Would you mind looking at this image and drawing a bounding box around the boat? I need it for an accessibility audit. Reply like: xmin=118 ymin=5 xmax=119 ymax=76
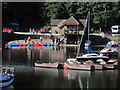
xmin=100 ymin=47 xmax=118 ymax=56
xmin=9 ymin=46 xmax=26 ymax=49
xmin=102 ymin=59 xmax=118 ymax=69
xmin=105 ymin=40 xmax=119 ymax=48
xmin=7 ymin=41 xmax=27 ymax=46
xmin=76 ymin=53 xmax=109 ymax=61
xmin=0 ymin=67 xmax=15 ymax=88
xmin=64 ymin=62 xmax=95 ymax=71
xmin=34 ymin=61 xmax=63 ymax=69
xmin=64 ymin=58 xmax=95 ymax=71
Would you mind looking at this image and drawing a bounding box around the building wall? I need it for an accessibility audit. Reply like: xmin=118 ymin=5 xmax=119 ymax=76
xmin=51 ymin=26 xmax=60 ymax=34
xmin=51 ymin=25 xmax=84 ymax=35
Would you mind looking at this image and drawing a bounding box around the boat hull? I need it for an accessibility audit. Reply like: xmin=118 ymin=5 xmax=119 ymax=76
xmin=0 ymin=78 xmax=14 ymax=87
xmin=94 ymin=64 xmax=103 ymax=70
xmin=64 ymin=63 xmax=95 ymax=71
xmin=34 ymin=62 xmax=59 ymax=68
xmin=102 ymin=64 xmax=116 ymax=70
xmin=0 ymin=76 xmax=15 ymax=88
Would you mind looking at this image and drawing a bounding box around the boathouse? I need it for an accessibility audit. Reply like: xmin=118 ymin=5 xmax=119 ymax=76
xmin=51 ymin=16 xmax=87 ymax=44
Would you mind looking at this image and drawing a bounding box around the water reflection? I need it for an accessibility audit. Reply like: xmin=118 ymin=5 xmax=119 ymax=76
xmin=2 ymin=85 xmax=14 ymax=90
xmin=35 ymin=67 xmax=119 ymax=88
xmin=2 ymin=46 xmax=120 ymax=88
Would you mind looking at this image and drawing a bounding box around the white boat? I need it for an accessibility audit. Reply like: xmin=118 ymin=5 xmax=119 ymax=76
xmin=105 ymin=40 xmax=118 ymax=48
xmin=76 ymin=53 xmax=109 ymax=61
xmin=100 ymin=40 xmax=118 ymax=56
xmin=100 ymin=47 xmax=118 ymax=54
xmin=0 ymin=67 xmax=15 ymax=88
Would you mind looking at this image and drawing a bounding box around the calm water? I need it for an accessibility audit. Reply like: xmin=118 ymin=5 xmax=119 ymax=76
xmin=2 ymin=46 xmax=120 ymax=89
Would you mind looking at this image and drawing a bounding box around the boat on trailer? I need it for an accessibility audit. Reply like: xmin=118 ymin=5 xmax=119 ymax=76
xmin=0 ymin=67 xmax=15 ymax=88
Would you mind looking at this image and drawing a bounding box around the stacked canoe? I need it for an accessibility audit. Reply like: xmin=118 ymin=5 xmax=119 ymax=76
xmin=7 ymin=41 xmax=54 ymax=46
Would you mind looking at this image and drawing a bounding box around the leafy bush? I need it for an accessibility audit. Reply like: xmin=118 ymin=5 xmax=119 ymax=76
xmin=43 ymin=25 xmax=51 ymax=32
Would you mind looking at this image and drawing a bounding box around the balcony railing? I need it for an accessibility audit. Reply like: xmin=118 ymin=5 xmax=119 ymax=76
xmin=64 ymin=29 xmax=78 ymax=35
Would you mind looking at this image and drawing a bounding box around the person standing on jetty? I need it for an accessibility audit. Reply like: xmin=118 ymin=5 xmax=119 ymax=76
xmin=56 ymin=36 xmax=59 ymax=44
xmin=40 ymin=36 xmax=43 ymax=43
xmin=27 ymin=36 xmax=31 ymax=44
xmin=50 ymin=34 xmax=55 ymax=44
xmin=32 ymin=28 xmax=35 ymax=35
xmin=29 ymin=28 xmax=32 ymax=34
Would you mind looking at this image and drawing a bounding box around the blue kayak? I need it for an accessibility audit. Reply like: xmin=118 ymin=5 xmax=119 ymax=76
xmin=28 ymin=43 xmax=34 ymax=46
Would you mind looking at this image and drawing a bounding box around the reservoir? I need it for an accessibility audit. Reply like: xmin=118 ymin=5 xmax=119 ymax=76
xmin=2 ymin=46 xmax=120 ymax=89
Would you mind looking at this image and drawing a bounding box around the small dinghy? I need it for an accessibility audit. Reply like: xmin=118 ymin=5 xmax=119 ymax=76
xmin=34 ymin=61 xmax=62 ymax=69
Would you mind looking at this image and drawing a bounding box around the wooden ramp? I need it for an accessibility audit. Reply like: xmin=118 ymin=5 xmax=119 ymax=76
xmin=56 ymin=36 xmax=65 ymax=46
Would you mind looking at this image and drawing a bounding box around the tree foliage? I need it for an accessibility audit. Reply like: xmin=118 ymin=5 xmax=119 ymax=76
xmin=2 ymin=2 xmax=120 ymax=32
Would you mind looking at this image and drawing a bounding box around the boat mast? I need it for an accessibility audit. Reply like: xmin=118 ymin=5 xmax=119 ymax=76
xmin=76 ymin=11 xmax=89 ymax=57
xmin=87 ymin=11 xmax=90 ymax=54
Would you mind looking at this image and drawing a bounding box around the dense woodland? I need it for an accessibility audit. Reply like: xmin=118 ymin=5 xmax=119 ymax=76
xmin=2 ymin=2 xmax=120 ymax=32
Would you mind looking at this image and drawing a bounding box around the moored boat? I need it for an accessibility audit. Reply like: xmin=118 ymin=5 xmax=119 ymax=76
xmin=76 ymin=53 xmax=109 ymax=61
xmin=64 ymin=62 xmax=95 ymax=71
xmin=105 ymin=40 xmax=119 ymax=48
xmin=0 ymin=67 xmax=15 ymax=88
xmin=100 ymin=47 xmax=118 ymax=56
xmin=34 ymin=61 xmax=63 ymax=69
xmin=102 ymin=59 xmax=118 ymax=69
xmin=66 ymin=58 xmax=102 ymax=70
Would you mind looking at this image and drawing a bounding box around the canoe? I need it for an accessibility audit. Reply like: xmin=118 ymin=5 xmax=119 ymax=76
xmin=28 ymin=43 xmax=34 ymax=46
xmin=8 ymin=41 xmax=27 ymax=46
xmin=8 ymin=43 xmax=19 ymax=46
xmin=43 ymin=43 xmax=47 ymax=46
xmin=31 ymin=42 xmax=43 ymax=46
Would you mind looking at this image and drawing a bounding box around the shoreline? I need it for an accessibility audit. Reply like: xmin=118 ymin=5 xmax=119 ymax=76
xmin=7 ymin=39 xmax=106 ymax=47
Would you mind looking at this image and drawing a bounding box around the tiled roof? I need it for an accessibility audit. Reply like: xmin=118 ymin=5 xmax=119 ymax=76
xmin=63 ymin=16 xmax=79 ymax=25
xmin=57 ymin=20 xmax=66 ymax=28
xmin=79 ymin=19 xmax=87 ymax=26
xmin=51 ymin=19 xmax=66 ymax=26
xmin=51 ymin=16 xmax=87 ymax=26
